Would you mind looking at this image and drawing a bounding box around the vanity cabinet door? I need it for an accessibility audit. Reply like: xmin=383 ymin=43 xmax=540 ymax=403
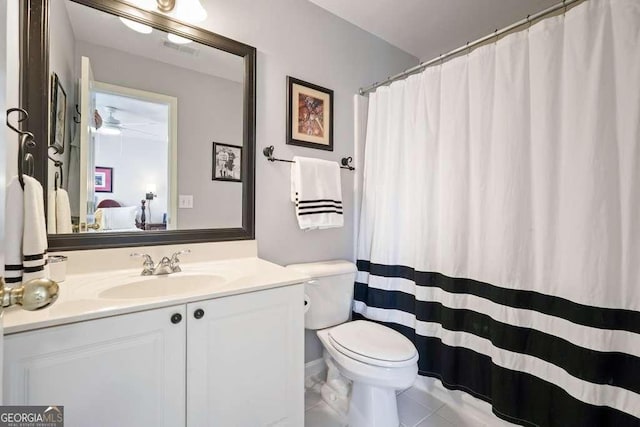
xmin=186 ymin=284 xmax=304 ymax=426
xmin=3 ymin=305 xmax=187 ymax=427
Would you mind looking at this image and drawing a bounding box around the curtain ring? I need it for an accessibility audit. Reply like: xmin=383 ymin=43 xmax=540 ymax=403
xmin=494 ymin=29 xmax=499 ymax=44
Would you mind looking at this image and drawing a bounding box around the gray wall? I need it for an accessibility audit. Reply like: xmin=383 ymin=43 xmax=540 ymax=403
xmin=75 ymin=41 xmax=244 ymax=229
xmin=196 ymin=0 xmax=417 ymax=267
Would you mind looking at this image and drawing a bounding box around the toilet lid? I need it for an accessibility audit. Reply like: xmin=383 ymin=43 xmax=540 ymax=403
xmin=328 ymin=320 xmax=418 ymax=368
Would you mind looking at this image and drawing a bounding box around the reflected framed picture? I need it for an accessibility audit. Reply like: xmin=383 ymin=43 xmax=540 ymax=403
xmin=95 ymin=166 xmax=113 ymax=193
xmin=212 ymin=142 xmax=242 ymax=182
xmin=50 ymin=72 xmax=67 ymax=152
xmin=286 ymin=76 xmax=333 ymax=151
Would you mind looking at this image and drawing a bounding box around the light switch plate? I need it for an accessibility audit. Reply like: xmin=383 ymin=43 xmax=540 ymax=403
xmin=179 ymin=195 xmax=193 ymax=209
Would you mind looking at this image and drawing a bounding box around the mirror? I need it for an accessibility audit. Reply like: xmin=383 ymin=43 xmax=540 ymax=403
xmin=22 ymin=0 xmax=255 ymax=250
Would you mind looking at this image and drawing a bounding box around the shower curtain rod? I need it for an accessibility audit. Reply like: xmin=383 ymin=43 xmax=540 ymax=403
xmin=359 ymin=0 xmax=582 ymax=95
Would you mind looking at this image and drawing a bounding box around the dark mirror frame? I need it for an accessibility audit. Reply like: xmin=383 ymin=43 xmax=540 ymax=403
xmin=22 ymin=0 xmax=256 ymax=250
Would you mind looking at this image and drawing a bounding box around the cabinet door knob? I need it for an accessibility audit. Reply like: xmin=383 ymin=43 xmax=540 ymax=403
xmin=171 ymin=313 xmax=183 ymax=324
xmin=194 ymin=308 xmax=205 ymax=319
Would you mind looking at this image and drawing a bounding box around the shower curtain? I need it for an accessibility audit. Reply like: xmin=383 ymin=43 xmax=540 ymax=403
xmin=354 ymin=0 xmax=640 ymax=425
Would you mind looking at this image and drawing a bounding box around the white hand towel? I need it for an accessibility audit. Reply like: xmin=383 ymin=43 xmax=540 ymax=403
xmin=22 ymin=176 xmax=49 ymax=282
xmin=55 ymin=189 xmax=73 ymax=234
xmin=290 ymin=156 xmax=343 ymax=230
xmin=47 ymin=190 xmax=57 ymax=234
xmin=4 ymin=177 xmax=24 ymax=286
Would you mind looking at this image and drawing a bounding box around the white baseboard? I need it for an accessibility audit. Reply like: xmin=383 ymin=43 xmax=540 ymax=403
xmin=412 ymin=376 xmax=515 ymax=426
xmin=305 ymin=358 xmax=326 ymax=380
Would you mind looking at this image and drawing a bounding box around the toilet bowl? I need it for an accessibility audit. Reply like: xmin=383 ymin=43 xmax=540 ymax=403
xmin=318 ymin=320 xmax=418 ymax=426
xmin=286 ymin=261 xmax=419 ymax=427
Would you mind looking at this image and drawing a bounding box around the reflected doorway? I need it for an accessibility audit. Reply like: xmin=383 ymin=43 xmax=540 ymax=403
xmin=81 ymin=81 xmax=177 ymax=232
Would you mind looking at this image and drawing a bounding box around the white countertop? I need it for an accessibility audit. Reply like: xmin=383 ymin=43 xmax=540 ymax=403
xmin=3 ymin=257 xmax=309 ymax=335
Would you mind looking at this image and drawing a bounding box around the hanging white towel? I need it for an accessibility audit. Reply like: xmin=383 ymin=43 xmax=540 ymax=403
xmin=55 ymin=189 xmax=73 ymax=234
xmin=47 ymin=190 xmax=57 ymax=234
xmin=4 ymin=177 xmax=25 ymax=286
xmin=290 ymin=156 xmax=343 ymax=230
xmin=22 ymin=176 xmax=49 ymax=282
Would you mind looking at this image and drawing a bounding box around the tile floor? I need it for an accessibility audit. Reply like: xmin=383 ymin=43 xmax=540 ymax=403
xmin=305 ymin=375 xmax=488 ymax=427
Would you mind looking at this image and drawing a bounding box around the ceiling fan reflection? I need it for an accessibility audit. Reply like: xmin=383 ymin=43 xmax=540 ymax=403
xmin=94 ymin=106 xmax=162 ymax=138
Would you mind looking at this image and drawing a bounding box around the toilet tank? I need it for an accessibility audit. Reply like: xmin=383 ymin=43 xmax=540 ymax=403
xmin=286 ymin=260 xmax=357 ymax=330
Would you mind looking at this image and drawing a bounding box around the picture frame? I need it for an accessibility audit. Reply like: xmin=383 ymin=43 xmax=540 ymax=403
xmin=50 ymin=72 xmax=67 ymax=153
xmin=212 ymin=142 xmax=242 ymax=182
xmin=95 ymin=166 xmax=113 ymax=193
xmin=286 ymin=76 xmax=334 ymax=151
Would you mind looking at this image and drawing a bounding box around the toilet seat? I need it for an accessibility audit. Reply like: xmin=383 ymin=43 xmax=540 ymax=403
xmin=328 ymin=320 xmax=418 ymax=368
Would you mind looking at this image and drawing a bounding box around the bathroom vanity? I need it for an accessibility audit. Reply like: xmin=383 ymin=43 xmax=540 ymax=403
xmin=3 ymin=252 xmax=308 ymax=427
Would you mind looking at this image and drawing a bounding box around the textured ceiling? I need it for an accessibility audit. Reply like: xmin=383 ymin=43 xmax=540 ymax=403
xmin=308 ymin=0 xmax=559 ymax=60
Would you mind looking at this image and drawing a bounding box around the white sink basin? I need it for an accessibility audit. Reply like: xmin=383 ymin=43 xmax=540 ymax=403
xmin=99 ymin=274 xmax=225 ymax=299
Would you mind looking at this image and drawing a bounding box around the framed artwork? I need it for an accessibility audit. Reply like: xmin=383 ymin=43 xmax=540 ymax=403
xmin=50 ymin=72 xmax=67 ymax=152
xmin=286 ymin=76 xmax=334 ymax=151
xmin=95 ymin=166 xmax=113 ymax=193
xmin=212 ymin=142 xmax=242 ymax=182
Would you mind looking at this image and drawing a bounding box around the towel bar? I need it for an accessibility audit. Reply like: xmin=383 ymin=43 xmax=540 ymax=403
xmin=263 ymin=145 xmax=355 ymax=170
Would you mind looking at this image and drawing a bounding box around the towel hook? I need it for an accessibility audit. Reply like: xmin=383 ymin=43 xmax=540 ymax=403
xmin=50 ymin=159 xmax=63 ymax=191
xmin=6 ymin=108 xmax=28 ymax=135
xmin=48 ymin=142 xmax=63 ymax=155
xmin=6 ymin=108 xmax=38 ymax=189
xmin=18 ymin=133 xmax=36 ymax=189
xmin=48 ymin=150 xmax=64 ymax=191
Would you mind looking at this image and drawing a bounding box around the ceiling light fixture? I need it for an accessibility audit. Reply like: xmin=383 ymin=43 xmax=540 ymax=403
xmin=121 ymin=0 xmax=207 ymax=34
xmin=149 ymin=0 xmax=207 ymax=22
xmin=119 ymin=17 xmax=153 ymax=34
xmin=155 ymin=0 xmax=176 ymax=13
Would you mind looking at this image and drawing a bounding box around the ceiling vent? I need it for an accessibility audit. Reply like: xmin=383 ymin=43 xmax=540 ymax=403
xmin=162 ymin=40 xmax=200 ymax=56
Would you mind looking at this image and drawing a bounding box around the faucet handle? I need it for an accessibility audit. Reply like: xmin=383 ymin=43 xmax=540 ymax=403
xmin=170 ymin=249 xmax=191 ymax=262
xmin=169 ymin=249 xmax=191 ymax=272
xmin=130 ymin=253 xmax=155 ymax=275
xmin=131 ymin=252 xmax=154 ymax=264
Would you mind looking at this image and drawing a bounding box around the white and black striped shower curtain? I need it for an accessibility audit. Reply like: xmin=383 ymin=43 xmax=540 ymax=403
xmin=354 ymin=0 xmax=640 ymax=425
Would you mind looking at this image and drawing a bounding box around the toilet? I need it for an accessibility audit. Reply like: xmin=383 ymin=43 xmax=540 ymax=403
xmin=287 ymin=260 xmax=418 ymax=427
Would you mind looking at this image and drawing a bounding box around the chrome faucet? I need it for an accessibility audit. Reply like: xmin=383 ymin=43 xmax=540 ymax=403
xmin=131 ymin=249 xmax=191 ymax=276
xmin=153 ymin=256 xmax=174 ymax=275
